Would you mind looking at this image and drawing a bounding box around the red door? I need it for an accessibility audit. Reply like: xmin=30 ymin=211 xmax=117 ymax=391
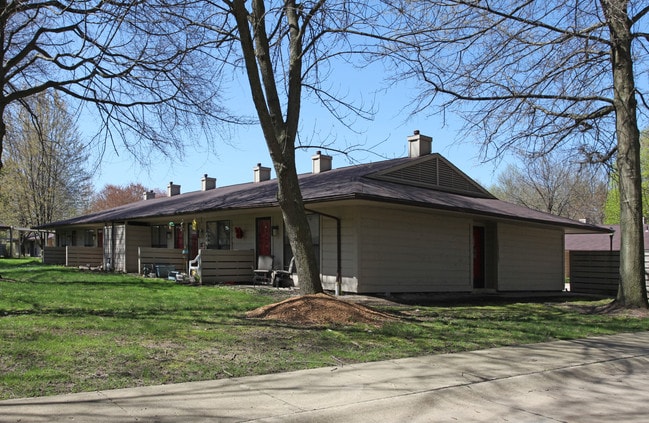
xmin=256 ymin=217 xmax=272 ymax=258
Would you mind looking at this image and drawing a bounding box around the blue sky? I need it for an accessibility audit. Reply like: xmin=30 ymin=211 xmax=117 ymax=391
xmin=85 ymin=63 xmax=512 ymax=195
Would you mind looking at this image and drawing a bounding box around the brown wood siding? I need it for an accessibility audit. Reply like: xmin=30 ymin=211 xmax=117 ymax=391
xmin=498 ymin=224 xmax=564 ymax=291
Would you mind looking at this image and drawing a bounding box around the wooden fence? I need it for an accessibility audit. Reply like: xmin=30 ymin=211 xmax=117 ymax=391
xmin=42 ymin=246 xmax=103 ymax=267
xmin=569 ymin=251 xmax=649 ymax=296
xmin=138 ymin=247 xmax=187 ymax=277
xmin=193 ymin=249 xmax=255 ymax=284
xmin=67 ymin=247 xmax=103 ymax=268
xmin=569 ymin=251 xmax=620 ymax=296
xmin=43 ymin=247 xmax=66 ymax=265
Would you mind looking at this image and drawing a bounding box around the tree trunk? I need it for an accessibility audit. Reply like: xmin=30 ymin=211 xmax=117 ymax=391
xmin=274 ymin=150 xmax=323 ymax=295
xmin=0 ymin=106 xmax=5 ymax=171
xmin=601 ymin=0 xmax=648 ymax=307
xmin=231 ymin=0 xmax=324 ymax=295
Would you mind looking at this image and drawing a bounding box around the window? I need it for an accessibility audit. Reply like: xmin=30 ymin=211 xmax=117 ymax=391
xmin=152 ymin=224 xmax=183 ymax=248
xmin=151 ymin=225 xmax=168 ymax=248
xmin=84 ymin=229 xmax=95 ymax=247
xmin=60 ymin=230 xmax=77 ymax=247
xmin=207 ymin=220 xmax=231 ymax=249
xmin=58 ymin=230 xmax=75 ymax=247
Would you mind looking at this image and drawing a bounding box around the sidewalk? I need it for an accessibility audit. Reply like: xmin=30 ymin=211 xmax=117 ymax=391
xmin=2 ymin=331 xmax=649 ymax=422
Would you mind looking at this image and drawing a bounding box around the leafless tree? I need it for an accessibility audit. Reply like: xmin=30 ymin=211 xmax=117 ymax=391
xmin=0 ymin=91 xmax=92 ymax=250
xmin=0 ymin=0 xmax=225 ymax=171
xmin=492 ymin=152 xmax=608 ymax=223
xmin=388 ymin=0 xmax=649 ymax=307
xmin=3 ymin=1 xmax=402 ymax=295
xmin=175 ymin=0 xmax=399 ymax=294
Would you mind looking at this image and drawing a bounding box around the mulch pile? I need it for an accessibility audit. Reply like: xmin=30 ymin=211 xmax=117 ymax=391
xmin=245 ymin=293 xmax=397 ymax=326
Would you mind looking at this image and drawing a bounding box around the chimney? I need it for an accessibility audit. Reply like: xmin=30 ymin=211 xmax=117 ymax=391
xmin=312 ymin=151 xmax=333 ymax=173
xmin=143 ymin=190 xmax=156 ymax=200
xmin=407 ymin=130 xmax=432 ymax=158
xmin=201 ymin=174 xmax=216 ymax=191
xmin=254 ymin=163 xmax=271 ymax=183
xmin=167 ymin=181 xmax=181 ymax=197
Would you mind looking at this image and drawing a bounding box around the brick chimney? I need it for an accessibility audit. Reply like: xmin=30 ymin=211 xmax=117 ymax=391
xmin=407 ymin=130 xmax=432 ymax=158
xmin=254 ymin=163 xmax=271 ymax=183
xmin=143 ymin=190 xmax=156 ymax=200
xmin=167 ymin=181 xmax=181 ymax=197
xmin=312 ymin=151 xmax=333 ymax=173
xmin=201 ymin=174 xmax=216 ymax=191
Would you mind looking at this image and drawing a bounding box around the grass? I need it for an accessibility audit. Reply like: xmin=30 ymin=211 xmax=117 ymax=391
xmin=2 ymin=258 xmax=649 ymax=400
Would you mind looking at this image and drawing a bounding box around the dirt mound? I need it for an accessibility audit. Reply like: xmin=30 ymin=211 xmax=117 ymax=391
xmin=246 ymin=293 xmax=397 ymax=326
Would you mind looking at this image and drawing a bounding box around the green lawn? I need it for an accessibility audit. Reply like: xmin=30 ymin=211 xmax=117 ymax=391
xmin=1 ymin=258 xmax=648 ymax=400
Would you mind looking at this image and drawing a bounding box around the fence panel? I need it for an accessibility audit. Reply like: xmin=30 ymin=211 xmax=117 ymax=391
xmin=42 ymin=247 xmax=66 ymax=265
xmin=199 ymin=249 xmax=254 ymax=284
xmin=138 ymin=247 xmax=186 ymax=277
xmin=66 ymin=247 xmax=103 ymax=268
xmin=569 ymin=251 xmax=619 ymax=296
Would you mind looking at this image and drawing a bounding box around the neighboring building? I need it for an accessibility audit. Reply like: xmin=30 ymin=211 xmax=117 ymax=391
xmin=39 ymin=131 xmax=607 ymax=294
xmin=0 ymin=224 xmax=13 ymax=257
xmin=565 ymin=224 xmax=649 ymax=295
xmin=565 ymin=224 xmax=649 ymax=253
xmin=564 ymin=224 xmax=649 ymax=279
xmin=0 ymin=224 xmax=51 ymax=257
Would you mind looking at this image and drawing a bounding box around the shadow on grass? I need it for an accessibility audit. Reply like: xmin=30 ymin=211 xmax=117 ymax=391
xmin=0 ymin=305 xmax=182 ymax=319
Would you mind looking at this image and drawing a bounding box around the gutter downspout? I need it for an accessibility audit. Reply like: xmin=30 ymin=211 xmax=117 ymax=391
xmin=305 ymin=208 xmax=342 ymax=295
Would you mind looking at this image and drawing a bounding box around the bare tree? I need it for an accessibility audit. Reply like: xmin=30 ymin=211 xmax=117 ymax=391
xmin=3 ymin=0 xmax=398 ymax=294
xmin=0 ymin=0 xmax=224 ymax=171
xmin=389 ymin=0 xmax=649 ymax=307
xmin=0 ymin=90 xmax=92 ymax=249
xmin=492 ymin=153 xmax=608 ymax=223
xmin=174 ymin=0 xmax=398 ymax=295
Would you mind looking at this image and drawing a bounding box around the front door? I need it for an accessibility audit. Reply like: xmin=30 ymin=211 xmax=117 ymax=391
xmin=256 ymin=217 xmax=272 ymax=259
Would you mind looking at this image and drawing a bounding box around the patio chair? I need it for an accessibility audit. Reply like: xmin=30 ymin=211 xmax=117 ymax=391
xmin=253 ymin=255 xmax=274 ymax=285
xmin=188 ymin=252 xmax=201 ymax=282
xmin=272 ymin=256 xmax=295 ymax=288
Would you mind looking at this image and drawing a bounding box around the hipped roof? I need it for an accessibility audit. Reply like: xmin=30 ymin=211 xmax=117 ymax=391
xmin=39 ymin=154 xmax=608 ymax=234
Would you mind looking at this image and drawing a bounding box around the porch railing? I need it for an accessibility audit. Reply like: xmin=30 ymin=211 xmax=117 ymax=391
xmin=42 ymin=246 xmax=102 ymax=268
xmin=43 ymin=247 xmax=66 ymax=265
xmin=192 ymin=249 xmax=254 ymax=284
xmin=138 ymin=247 xmax=186 ymax=277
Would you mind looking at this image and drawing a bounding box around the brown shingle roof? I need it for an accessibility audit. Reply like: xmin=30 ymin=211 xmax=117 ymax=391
xmin=38 ymin=154 xmax=608 ymax=234
xmin=565 ymin=224 xmax=649 ymax=251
